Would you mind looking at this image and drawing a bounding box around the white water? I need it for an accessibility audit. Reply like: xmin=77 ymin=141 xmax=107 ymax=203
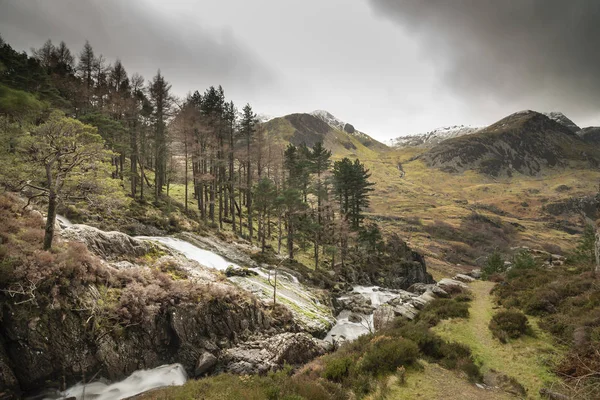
xmin=46 ymin=364 xmax=187 ymax=400
xmin=136 ymin=236 xmax=240 ymax=271
xmin=56 ymin=214 xmax=73 ymax=227
xmin=325 ymin=286 xmax=410 ymax=343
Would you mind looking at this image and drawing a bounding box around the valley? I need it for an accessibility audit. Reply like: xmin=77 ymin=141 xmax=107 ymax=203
xmin=1 ymin=31 xmax=600 ymax=400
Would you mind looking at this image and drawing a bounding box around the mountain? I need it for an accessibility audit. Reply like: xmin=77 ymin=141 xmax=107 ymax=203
xmin=386 ymin=125 xmax=481 ymax=148
xmin=542 ymin=112 xmax=581 ymax=133
xmin=420 ymin=110 xmax=599 ymax=176
xmin=261 ymin=111 xmax=387 ymax=156
xmin=310 ymin=110 xmax=388 ymax=151
xmin=577 ymin=126 xmax=600 ymax=144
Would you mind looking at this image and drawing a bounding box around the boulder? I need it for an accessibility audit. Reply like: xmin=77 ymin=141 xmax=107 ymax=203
xmin=453 ymin=274 xmax=476 ymax=283
xmin=437 ymin=278 xmax=469 ymax=292
xmin=334 ymin=293 xmax=374 ymax=314
xmin=195 ymin=352 xmax=217 ymax=376
xmin=468 ymin=269 xmax=482 ymax=279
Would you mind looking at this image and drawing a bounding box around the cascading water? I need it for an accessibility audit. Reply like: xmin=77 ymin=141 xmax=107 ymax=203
xmin=135 ymin=236 xmax=240 ymax=271
xmin=324 ymin=286 xmax=413 ymax=344
xmin=43 ymin=364 xmax=187 ymax=400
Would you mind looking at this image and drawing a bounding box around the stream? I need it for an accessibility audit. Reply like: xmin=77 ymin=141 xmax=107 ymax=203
xmin=49 ymin=216 xmax=410 ymax=399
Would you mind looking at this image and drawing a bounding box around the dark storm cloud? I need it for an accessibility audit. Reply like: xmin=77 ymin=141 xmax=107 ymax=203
xmin=368 ymin=0 xmax=600 ymax=123
xmin=0 ymin=0 xmax=275 ymax=97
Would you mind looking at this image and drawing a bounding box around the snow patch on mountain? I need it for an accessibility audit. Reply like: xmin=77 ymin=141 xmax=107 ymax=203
xmin=542 ymin=112 xmax=580 ymax=133
xmin=311 ymin=110 xmax=347 ymax=131
xmin=257 ymin=113 xmax=276 ymax=123
xmin=386 ymin=125 xmax=482 ymax=148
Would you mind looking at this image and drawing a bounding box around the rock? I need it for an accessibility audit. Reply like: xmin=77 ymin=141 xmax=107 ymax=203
xmin=373 ymin=305 xmax=395 ymax=331
xmin=195 ymin=352 xmax=217 ymax=376
xmin=468 ymin=269 xmax=482 ymax=279
xmin=437 ymin=278 xmax=469 ymax=292
xmin=335 ymin=293 xmax=374 ymax=314
xmin=223 ymin=333 xmax=326 ymax=374
xmin=453 ymin=274 xmax=476 ymax=283
xmin=348 ymin=313 xmax=362 ymax=323
xmin=483 ymin=370 xmax=526 ymax=397
xmin=61 ymin=225 xmax=154 ymax=259
xmin=225 ymin=266 xmax=258 ymax=277
xmin=407 ymin=283 xmax=431 ymax=294
xmin=110 ymin=261 xmax=136 ymax=270
xmin=0 ymin=339 xmax=19 ymax=399
xmin=430 ymin=285 xmax=449 ymax=298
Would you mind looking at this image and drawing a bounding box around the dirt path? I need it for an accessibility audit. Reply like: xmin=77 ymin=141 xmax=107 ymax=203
xmin=433 ymin=281 xmax=560 ymax=399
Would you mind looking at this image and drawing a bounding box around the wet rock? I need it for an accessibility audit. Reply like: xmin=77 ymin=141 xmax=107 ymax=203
xmin=335 ymin=293 xmax=374 ymax=314
xmin=387 ymin=298 xmax=419 ymax=320
xmin=348 ymin=313 xmax=363 ymax=323
xmin=195 ymin=352 xmax=217 ymax=376
xmin=225 ymin=266 xmax=258 ymax=277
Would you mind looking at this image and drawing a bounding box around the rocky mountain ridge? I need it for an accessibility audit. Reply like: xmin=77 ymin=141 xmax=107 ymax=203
xmin=386 ymin=125 xmax=482 ymax=148
xmin=419 ymin=110 xmax=600 ymax=176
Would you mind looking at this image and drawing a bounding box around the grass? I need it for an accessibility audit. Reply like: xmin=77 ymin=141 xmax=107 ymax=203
xmin=383 ymin=361 xmax=511 ymax=400
xmin=356 ymin=146 xmax=600 ymax=269
xmin=431 ymin=281 xmax=561 ymax=397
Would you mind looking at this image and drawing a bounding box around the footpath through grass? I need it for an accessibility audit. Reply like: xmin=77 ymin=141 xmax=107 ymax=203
xmin=432 ymin=281 xmax=560 ymax=398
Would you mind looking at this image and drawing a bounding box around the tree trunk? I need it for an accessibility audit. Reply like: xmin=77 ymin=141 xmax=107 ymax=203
xmin=44 ymin=189 xmax=57 ymax=250
xmin=287 ymin=213 xmax=294 ymax=260
xmin=184 ymin=139 xmax=188 ymax=212
xmin=595 ymin=223 xmax=600 ymax=275
xmin=277 ymin=212 xmax=282 ymax=255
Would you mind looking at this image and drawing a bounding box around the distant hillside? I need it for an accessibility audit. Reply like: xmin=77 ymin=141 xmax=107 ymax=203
xmin=386 ymin=125 xmax=481 ymax=148
xmin=577 ymin=126 xmax=600 ymax=144
xmin=420 ymin=110 xmax=599 ymax=176
xmin=261 ymin=111 xmax=386 ymax=157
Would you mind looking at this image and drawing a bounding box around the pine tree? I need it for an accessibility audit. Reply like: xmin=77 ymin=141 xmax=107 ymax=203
xmin=148 ymin=70 xmax=172 ymax=199
xmin=241 ymin=104 xmax=257 ymax=242
xmin=333 ymin=157 xmax=374 ymax=229
xmin=77 ymin=40 xmax=96 ymax=108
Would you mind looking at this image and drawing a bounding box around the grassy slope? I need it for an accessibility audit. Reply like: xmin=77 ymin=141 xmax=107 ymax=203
xmin=432 ymin=281 xmax=560 ymax=397
xmin=383 ymin=361 xmax=510 ymax=400
xmin=359 ymin=146 xmax=600 ymax=275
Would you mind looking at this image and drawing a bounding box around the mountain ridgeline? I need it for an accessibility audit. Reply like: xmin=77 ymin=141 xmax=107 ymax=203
xmin=419 ymin=110 xmax=600 ymax=177
xmin=261 ymin=111 xmax=388 ymax=158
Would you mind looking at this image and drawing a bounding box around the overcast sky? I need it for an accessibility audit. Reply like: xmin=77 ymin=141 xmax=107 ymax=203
xmin=1 ymin=0 xmax=599 ymax=140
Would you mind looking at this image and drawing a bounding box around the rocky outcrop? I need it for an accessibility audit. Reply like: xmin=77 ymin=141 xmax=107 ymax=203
xmin=340 ymin=247 xmax=434 ymax=290
xmin=0 ymin=291 xmax=283 ymax=396
xmin=61 ymin=224 xmax=156 ymax=259
xmin=0 ymin=338 xmax=19 ymax=399
xmin=222 ymin=333 xmax=326 ymax=375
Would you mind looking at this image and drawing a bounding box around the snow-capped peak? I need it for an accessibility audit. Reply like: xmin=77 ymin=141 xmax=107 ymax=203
xmin=310 ymin=110 xmax=347 ymax=131
xmin=257 ymin=113 xmax=276 ymax=123
xmin=541 ymin=112 xmax=580 ymax=133
xmin=386 ymin=125 xmax=482 ymax=148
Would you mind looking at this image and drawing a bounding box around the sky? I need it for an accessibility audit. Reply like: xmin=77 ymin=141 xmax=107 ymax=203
xmin=1 ymin=0 xmax=599 ymax=140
